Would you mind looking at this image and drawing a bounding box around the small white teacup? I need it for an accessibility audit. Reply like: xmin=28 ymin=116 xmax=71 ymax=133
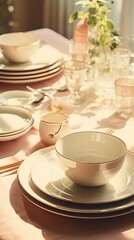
xmin=39 ymin=112 xmax=70 ymax=146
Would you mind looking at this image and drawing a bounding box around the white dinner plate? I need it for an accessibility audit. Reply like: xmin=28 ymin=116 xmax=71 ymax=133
xmin=17 ymin=147 xmax=134 ymax=216
xmin=0 ymin=60 xmax=61 ymax=76
xmin=0 ymin=44 xmax=63 ymax=72
xmin=0 ymin=66 xmax=61 ymax=80
xmin=31 ymin=147 xmax=134 ymax=204
xmin=0 ymin=90 xmax=33 ymax=106
xmin=19 ymin=182 xmax=134 ymax=220
xmin=0 ymin=105 xmax=34 ymax=140
xmin=0 ymin=68 xmax=62 ymax=84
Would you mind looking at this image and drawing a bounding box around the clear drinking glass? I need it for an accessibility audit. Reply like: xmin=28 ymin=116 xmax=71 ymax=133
xmin=63 ymin=60 xmax=90 ymax=105
xmin=115 ymin=77 xmax=134 ymax=118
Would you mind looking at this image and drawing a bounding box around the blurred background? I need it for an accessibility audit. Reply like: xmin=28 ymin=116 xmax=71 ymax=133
xmin=0 ymin=0 xmax=134 ymax=39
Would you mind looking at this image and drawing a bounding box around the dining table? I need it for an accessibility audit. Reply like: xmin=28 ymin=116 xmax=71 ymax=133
xmin=0 ymin=28 xmax=134 ymax=240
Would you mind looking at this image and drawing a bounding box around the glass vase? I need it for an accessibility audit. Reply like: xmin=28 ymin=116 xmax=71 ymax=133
xmin=92 ymin=47 xmax=114 ymax=95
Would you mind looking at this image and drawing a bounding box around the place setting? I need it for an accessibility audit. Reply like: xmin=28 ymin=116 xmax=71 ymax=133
xmin=17 ymin=129 xmax=134 ymax=219
xmin=0 ymin=32 xmax=64 ymax=84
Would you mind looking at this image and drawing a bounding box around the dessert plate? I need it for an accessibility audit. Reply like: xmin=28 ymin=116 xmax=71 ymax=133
xmin=0 ymin=105 xmax=34 ymax=140
xmin=31 ymin=147 xmax=134 ymax=204
xmin=17 ymin=147 xmax=134 ymax=216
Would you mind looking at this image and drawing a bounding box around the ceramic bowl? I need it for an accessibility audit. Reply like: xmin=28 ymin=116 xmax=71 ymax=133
xmin=0 ymin=90 xmax=33 ymax=106
xmin=0 ymin=32 xmax=41 ymax=63
xmin=55 ymin=131 xmax=126 ymax=187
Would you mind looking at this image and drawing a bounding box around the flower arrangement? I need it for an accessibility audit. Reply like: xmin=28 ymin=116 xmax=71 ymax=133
xmin=69 ymin=0 xmax=120 ymax=64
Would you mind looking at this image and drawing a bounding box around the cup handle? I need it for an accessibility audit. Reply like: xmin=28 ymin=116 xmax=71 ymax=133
xmin=48 ymin=124 xmax=63 ymax=138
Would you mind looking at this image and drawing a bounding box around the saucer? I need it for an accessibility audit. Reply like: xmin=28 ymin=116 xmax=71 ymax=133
xmin=30 ymin=148 xmax=134 ymax=204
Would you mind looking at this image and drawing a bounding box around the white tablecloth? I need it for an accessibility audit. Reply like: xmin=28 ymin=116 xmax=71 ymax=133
xmin=0 ymin=28 xmax=134 ymax=240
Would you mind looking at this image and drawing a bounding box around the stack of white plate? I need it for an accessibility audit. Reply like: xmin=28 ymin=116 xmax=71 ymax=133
xmin=17 ymin=146 xmax=134 ymax=219
xmin=0 ymin=105 xmax=34 ymax=141
xmin=0 ymin=44 xmax=63 ymax=84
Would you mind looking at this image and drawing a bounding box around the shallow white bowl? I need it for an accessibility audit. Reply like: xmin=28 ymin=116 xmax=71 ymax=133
xmin=0 ymin=90 xmax=33 ymax=106
xmin=0 ymin=32 xmax=41 ymax=63
xmin=55 ymin=131 xmax=127 ymax=187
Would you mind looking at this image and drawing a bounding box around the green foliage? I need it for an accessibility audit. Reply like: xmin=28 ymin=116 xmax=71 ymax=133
xmin=69 ymin=0 xmax=119 ymax=55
